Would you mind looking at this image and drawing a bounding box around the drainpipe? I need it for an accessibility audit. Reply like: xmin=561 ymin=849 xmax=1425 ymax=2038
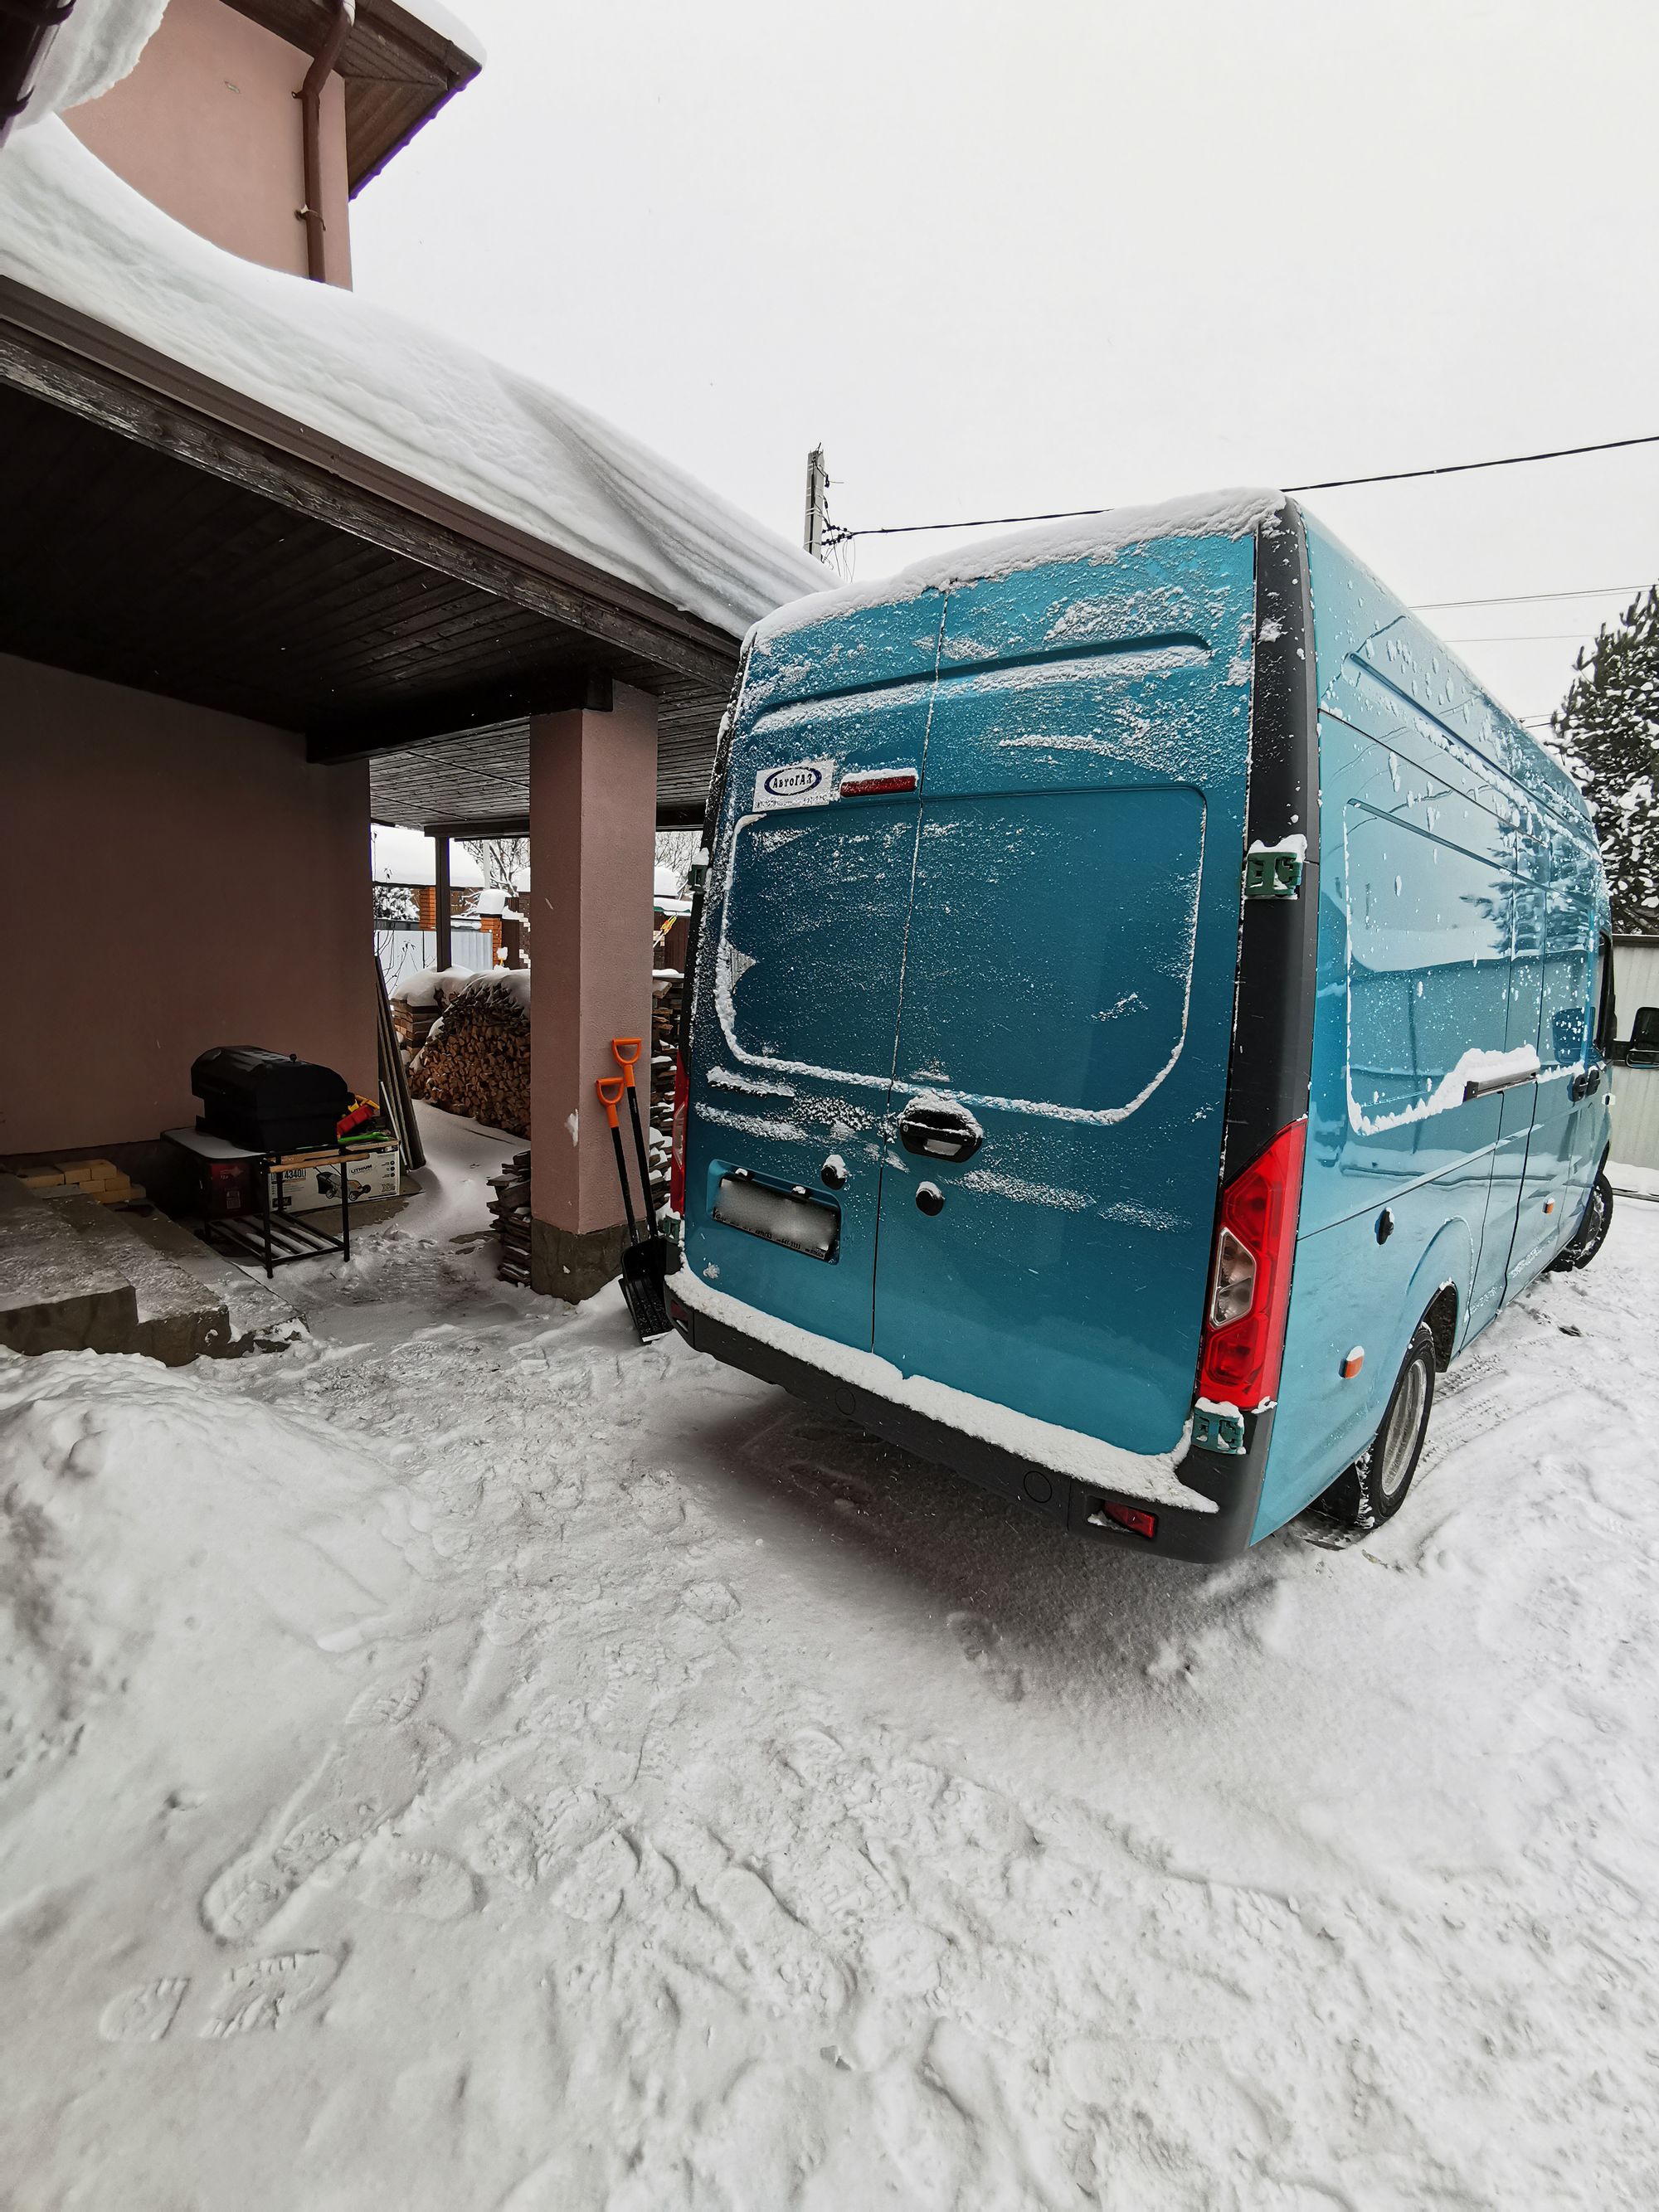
xmin=0 ymin=0 xmax=75 ymax=152
xmin=297 ymin=0 xmax=353 ymax=283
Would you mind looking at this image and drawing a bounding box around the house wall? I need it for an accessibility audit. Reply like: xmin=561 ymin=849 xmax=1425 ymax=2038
xmin=1 ymin=654 xmax=374 ymax=1155
xmin=65 ymin=0 xmax=353 ymax=286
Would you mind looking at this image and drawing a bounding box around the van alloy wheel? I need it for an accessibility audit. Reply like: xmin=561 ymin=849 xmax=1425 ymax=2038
xmin=1316 ymin=1320 xmax=1438 ymax=1534
xmin=1549 ymin=1171 xmax=1613 ymax=1272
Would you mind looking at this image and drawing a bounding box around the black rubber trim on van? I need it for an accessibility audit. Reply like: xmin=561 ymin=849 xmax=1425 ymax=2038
xmin=1132 ymin=498 xmax=1326 ymax=1553
xmin=676 ymin=646 xmax=750 ymax=1063
xmin=670 ymin=1295 xmax=1270 ymax=1564
xmin=1223 ymin=498 xmax=1321 ymax=1181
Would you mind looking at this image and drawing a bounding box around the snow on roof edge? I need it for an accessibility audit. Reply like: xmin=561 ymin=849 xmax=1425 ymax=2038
xmin=372 ymin=823 xmax=487 ymax=886
xmin=754 ymin=487 xmax=1287 ymax=646
xmin=390 ymin=0 xmax=487 ymax=67
xmin=15 ymin=0 xmax=167 ymax=130
xmin=0 ymin=122 xmax=831 ymax=642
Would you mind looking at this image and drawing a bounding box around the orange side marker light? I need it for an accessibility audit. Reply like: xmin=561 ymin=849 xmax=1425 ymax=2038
xmin=1341 ymin=1347 xmax=1365 ymax=1380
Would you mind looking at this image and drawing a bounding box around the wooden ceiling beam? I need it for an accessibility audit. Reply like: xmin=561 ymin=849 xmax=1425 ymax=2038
xmin=309 ymin=668 xmax=615 ymax=762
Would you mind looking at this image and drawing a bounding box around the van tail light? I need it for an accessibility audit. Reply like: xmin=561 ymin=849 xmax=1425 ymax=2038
xmin=669 ymin=1053 xmax=688 ymax=1214
xmin=1195 ymin=1117 xmax=1306 ymax=1412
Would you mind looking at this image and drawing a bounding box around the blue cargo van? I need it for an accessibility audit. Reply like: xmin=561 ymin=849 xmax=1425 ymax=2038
xmin=665 ymin=492 xmax=1618 ymax=1559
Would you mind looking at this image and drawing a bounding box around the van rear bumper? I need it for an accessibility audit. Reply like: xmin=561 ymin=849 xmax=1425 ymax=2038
xmin=671 ymin=1293 xmax=1270 ymax=1564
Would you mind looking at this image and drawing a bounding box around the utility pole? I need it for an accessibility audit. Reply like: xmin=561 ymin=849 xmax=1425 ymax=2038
xmin=802 ymin=445 xmax=829 ymax=559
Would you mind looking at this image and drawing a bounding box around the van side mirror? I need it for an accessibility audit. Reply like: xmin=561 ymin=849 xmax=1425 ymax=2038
xmin=1627 ymin=1005 xmax=1659 ymax=1068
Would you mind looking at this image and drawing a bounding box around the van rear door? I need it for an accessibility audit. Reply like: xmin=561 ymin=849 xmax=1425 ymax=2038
xmin=684 ymin=596 xmax=941 ymax=1351
xmin=870 ymin=536 xmax=1258 ymax=1456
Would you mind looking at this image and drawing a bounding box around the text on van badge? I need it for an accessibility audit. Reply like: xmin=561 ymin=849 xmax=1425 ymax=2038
xmin=753 ymin=758 xmax=837 ymax=811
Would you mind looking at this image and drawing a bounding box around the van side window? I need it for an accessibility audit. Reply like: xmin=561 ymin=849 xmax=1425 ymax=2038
xmin=1541 ymin=832 xmax=1594 ymax=1070
xmin=1345 ymin=801 xmax=1512 ymax=1130
xmin=1594 ymin=932 xmax=1617 ymax=1052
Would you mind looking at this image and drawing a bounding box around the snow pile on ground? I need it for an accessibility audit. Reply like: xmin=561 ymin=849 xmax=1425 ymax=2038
xmin=0 ymin=124 xmax=830 ymax=638
xmin=3 ymin=1113 xmax=1659 ymax=2206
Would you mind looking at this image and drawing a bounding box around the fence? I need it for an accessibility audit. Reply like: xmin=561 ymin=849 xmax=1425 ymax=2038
xmin=1610 ymin=937 xmax=1659 ymax=1177
xmin=374 ymin=925 xmax=494 ymax=997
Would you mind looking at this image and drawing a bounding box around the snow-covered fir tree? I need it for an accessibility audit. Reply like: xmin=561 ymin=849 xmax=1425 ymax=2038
xmin=1552 ymin=586 xmax=1659 ymax=931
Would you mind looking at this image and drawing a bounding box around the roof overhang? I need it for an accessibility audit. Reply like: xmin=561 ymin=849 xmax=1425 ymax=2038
xmin=221 ymin=0 xmax=483 ymax=192
xmin=0 ymin=275 xmax=734 ymax=829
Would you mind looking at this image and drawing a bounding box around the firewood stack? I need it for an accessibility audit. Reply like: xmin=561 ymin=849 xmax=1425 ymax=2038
xmin=408 ymin=970 xmax=531 ymax=1136
xmin=650 ymin=965 xmax=682 ymax=1209
xmin=489 ymin=1148 xmax=531 ymax=1286
xmin=391 ymin=967 xmax=474 ymax=1054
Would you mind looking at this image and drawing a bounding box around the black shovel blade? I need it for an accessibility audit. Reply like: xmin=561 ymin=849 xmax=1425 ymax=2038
xmin=620 ymin=1236 xmax=672 ymax=1342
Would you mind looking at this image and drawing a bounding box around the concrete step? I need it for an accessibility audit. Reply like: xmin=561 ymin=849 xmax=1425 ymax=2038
xmin=0 ymin=1173 xmax=303 ymax=1364
xmin=115 ymin=1206 xmax=301 ymax=1353
xmin=0 ymin=1173 xmax=138 ymax=1356
xmin=40 ymin=1192 xmax=232 ymax=1365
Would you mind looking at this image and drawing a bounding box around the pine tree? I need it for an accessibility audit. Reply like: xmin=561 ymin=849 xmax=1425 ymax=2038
xmin=1552 ymin=586 xmax=1659 ymax=932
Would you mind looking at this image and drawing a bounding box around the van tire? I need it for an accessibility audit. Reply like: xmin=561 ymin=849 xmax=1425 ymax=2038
xmin=1549 ymin=1171 xmax=1613 ymax=1272
xmin=1317 ymin=1321 xmax=1437 ymax=1534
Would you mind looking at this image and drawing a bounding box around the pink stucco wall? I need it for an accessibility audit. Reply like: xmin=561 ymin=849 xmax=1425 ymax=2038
xmin=1 ymin=654 xmax=374 ymax=1155
xmin=530 ymin=688 xmax=660 ymax=1237
xmin=66 ymin=0 xmax=353 ymax=285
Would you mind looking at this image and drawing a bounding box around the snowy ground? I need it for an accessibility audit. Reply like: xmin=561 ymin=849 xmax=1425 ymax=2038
xmin=4 ymin=1106 xmax=1658 ymax=2210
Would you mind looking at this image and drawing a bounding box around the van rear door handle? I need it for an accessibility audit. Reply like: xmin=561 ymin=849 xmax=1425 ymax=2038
xmin=1570 ymin=1065 xmax=1603 ymax=1102
xmin=1462 ymin=1069 xmax=1537 ymax=1101
xmin=897 ymin=1099 xmax=983 ymax=1163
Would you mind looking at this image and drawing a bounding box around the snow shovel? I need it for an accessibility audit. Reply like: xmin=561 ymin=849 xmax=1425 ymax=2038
xmin=596 ymin=1075 xmax=671 ymax=1342
xmin=611 ymin=1037 xmax=663 ymax=1237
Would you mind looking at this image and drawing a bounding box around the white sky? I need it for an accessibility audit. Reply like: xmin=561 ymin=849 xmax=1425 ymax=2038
xmin=353 ymin=0 xmax=1659 ymax=729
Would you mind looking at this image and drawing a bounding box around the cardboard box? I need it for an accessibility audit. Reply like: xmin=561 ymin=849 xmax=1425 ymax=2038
xmin=269 ymin=1144 xmax=399 ymax=1215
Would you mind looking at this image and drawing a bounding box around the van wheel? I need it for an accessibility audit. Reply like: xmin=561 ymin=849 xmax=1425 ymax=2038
xmin=1317 ymin=1322 xmax=1437 ymax=1533
xmin=1549 ymin=1171 xmax=1613 ymax=1272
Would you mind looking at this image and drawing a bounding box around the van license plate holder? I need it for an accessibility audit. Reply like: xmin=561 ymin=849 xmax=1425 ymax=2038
xmin=713 ymin=1174 xmax=840 ymax=1262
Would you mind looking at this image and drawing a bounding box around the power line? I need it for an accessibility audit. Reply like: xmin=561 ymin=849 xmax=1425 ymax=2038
xmin=823 ymin=431 xmax=1659 ymax=546
xmin=1443 ymin=631 xmax=1608 ymax=645
xmin=1289 ymin=433 xmax=1659 ymax=493
xmin=1416 ymin=584 xmax=1640 ymax=611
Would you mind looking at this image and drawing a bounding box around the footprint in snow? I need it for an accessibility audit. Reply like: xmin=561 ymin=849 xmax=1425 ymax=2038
xmin=549 ymin=1828 xmax=637 ymax=1924
xmin=344 ymin=1662 xmax=428 ymax=1728
xmin=682 ymin=1581 xmax=739 ymax=1626
xmin=947 ymin=1611 xmax=1024 ymax=1703
xmin=201 ymin=1723 xmax=430 ymax=1942
xmin=197 ymin=1950 xmax=340 ymax=2038
xmin=703 ymin=1864 xmax=850 ymax=2016
xmin=99 ymin=1977 xmax=190 ymax=2044
xmin=325 ymin=1835 xmax=477 ymax=1923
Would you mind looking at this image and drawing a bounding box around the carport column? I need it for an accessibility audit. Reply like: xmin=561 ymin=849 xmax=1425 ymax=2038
xmin=432 ymin=833 xmax=452 ymax=970
xmin=528 ymin=683 xmax=659 ymax=1299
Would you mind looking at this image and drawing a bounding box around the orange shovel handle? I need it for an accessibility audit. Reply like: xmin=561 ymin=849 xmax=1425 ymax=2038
xmin=595 ymin=1075 xmax=625 ymax=1127
xmin=611 ymin=1036 xmax=643 ymax=1088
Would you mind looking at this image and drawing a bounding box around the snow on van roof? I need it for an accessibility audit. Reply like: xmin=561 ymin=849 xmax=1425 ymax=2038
xmin=754 ymin=488 xmax=1287 ymax=645
xmin=0 ymin=122 xmax=832 ymax=640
